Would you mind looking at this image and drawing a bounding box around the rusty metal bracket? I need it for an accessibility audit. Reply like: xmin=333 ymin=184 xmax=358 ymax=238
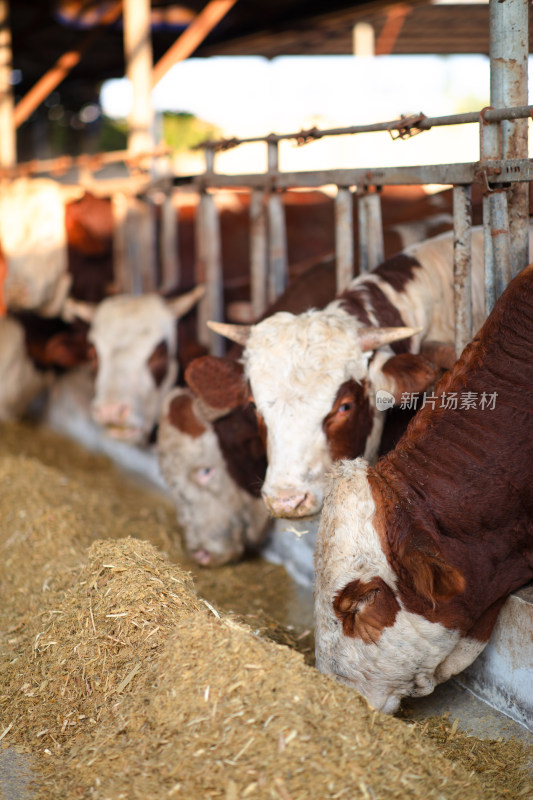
xmin=387 ymin=113 xmax=429 ymax=140
xmin=475 ymin=163 xmax=505 ymax=195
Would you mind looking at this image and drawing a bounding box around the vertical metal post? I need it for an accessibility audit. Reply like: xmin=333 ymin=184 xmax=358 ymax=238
xmin=453 ymin=185 xmax=473 ymax=357
xmin=196 ymin=147 xmax=224 ymax=356
xmin=250 ymin=189 xmax=268 ymax=318
xmin=335 ymin=186 xmax=354 ymax=291
xmin=0 ymin=0 xmax=16 ymax=168
xmin=482 ymin=194 xmax=496 ymax=317
xmin=123 ymin=0 xmax=157 ymax=292
xmin=357 ymin=191 xmax=385 ymax=275
xmin=267 ymin=139 xmax=288 ymax=302
xmin=365 ymin=192 xmax=385 ymax=269
xmin=489 ymin=0 xmax=529 ymax=277
xmin=123 ymin=0 xmax=155 ymax=156
xmin=357 ymin=192 xmax=369 ymax=275
xmin=159 ymin=191 xmax=180 ymax=292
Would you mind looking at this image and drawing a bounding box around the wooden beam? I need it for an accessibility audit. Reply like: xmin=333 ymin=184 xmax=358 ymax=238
xmin=152 ymin=0 xmax=238 ymax=87
xmin=123 ymin=0 xmax=154 ymax=155
xmin=0 ymin=0 xmax=15 ymax=165
xmin=14 ymin=1 xmax=122 ymax=129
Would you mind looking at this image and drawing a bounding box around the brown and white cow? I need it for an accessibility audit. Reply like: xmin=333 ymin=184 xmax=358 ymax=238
xmin=199 ymin=227 xmax=492 ymax=520
xmin=157 ymin=260 xmax=339 ymax=565
xmin=85 ymin=286 xmax=204 ymax=445
xmin=314 ymin=263 xmax=533 ymax=714
xmin=157 ymin=387 xmax=269 ymax=566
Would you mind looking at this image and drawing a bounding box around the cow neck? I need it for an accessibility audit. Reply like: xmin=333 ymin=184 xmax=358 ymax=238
xmin=367 ymin=273 xmax=533 ymax=630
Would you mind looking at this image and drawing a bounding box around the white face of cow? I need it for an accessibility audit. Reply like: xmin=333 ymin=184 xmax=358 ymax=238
xmin=157 ymin=389 xmax=269 ymax=566
xmin=314 ymin=459 xmax=481 ymax=714
xmin=244 ymin=311 xmax=388 ymax=518
xmin=88 ymin=294 xmax=179 ymax=445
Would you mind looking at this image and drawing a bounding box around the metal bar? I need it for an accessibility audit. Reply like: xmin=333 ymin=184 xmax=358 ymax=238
xmin=196 ymin=193 xmax=224 ymax=355
xmin=489 ymin=191 xmax=512 ymax=299
xmin=483 ymin=194 xmax=496 ymax=316
xmin=0 ymin=0 xmax=15 ymax=166
xmin=267 ymin=140 xmax=288 ymax=302
xmin=453 ymin=185 xmax=473 ymax=356
xmin=490 ymin=0 xmax=529 ymax=278
xmin=188 ymin=158 xmax=533 ymax=191
xmin=14 ymin=1 xmax=122 ymax=129
xmin=357 ymin=193 xmax=369 ymax=275
xmin=249 ymin=189 xmax=268 ymax=318
xmin=123 ymin=0 xmax=154 ymax=156
xmin=159 ymin=193 xmax=180 ymax=292
xmin=335 ymin=187 xmax=354 ymax=290
xmin=365 ymin=193 xmax=385 ymax=270
xmin=199 ymin=105 xmax=533 ymax=152
xmin=152 ymin=0 xmax=237 ymax=86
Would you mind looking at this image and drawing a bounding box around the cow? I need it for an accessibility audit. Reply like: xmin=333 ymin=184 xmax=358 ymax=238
xmin=84 ymin=285 xmax=205 ymax=445
xmin=157 ymin=259 xmax=338 ymax=566
xmin=157 ymin=386 xmax=270 ymax=566
xmin=191 ymin=227 xmax=493 ymax=521
xmin=0 ymin=312 xmax=91 ymax=421
xmin=314 ymin=263 xmax=533 ymax=715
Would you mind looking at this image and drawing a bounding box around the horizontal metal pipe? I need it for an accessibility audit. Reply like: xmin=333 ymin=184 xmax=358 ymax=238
xmin=198 ymin=105 xmax=533 ymax=152
xmin=181 ymin=157 xmax=533 ymax=192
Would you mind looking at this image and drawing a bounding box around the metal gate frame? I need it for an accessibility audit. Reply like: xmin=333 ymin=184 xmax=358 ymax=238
xmin=181 ymin=0 xmax=530 ymax=359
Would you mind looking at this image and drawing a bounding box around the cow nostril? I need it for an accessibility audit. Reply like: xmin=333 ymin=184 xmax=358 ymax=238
xmin=262 ymin=491 xmax=313 ymax=517
xmin=190 ymin=548 xmax=213 ymax=566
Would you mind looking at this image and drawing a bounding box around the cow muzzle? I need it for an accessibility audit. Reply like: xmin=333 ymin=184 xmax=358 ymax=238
xmin=261 ymin=489 xmax=320 ymax=518
xmin=91 ymin=401 xmax=145 ymax=443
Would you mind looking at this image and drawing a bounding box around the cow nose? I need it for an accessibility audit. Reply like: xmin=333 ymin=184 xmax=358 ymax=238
xmin=190 ymin=548 xmax=214 ymax=567
xmin=92 ymin=401 xmax=131 ymax=426
xmin=262 ymin=490 xmax=316 ymax=518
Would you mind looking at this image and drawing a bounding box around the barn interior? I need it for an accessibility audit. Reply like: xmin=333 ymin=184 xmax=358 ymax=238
xmin=0 ymin=1 xmax=532 ymax=798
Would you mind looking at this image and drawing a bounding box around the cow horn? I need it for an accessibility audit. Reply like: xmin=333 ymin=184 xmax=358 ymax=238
xmin=166 ymin=284 xmax=206 ymax=319
xmin=207 ymin=320 xmax=252 ymax=346
xmin=61 ymin=297 xmax=97 ymax=324
xmin=357 ymin=325 xmax=422 ymax=352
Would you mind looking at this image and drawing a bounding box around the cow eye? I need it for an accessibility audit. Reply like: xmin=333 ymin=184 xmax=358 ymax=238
xmin=195 ymin=467 xmax=214 ymax=485
xmin=337 ymin=401 xmax=353 ymax=414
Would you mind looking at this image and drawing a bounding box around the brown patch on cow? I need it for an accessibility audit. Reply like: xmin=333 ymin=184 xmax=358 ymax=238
xmin=466 ymin=597 xmax=507 ymax=643
xmin=213 ymin=405 xmax=267 ymax=497
xmin=323 ymin=379 xmax=373 ymax=461
xmin=334 ymin=577 xmax=400 ymax=643
xmin=167 ymin=393 xmax=206 ymax=438
xmin=339 ymin=279 xmax=412 ymax=355
xmin=373 ymin=253 xmax=421 ymax=293
xmin=381 ymin=352 xmax=441 ymax=403
xmin=185 ymin=356 xmax=248 ymax=410
xmin=147 ymin=340 xmax=170 ymax=387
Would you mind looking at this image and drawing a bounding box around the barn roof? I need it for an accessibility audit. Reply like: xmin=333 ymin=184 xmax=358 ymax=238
xmin=11 ymin=0 xmax=531 ymax=107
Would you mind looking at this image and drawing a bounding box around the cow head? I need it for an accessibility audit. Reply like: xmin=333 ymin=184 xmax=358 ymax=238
xmin=157 ymin=387 xmax=269 ymax=566
xmin=205 ymin=311 xmax=435 ymax=518
xmin=314 ymin=459 xmax=474 ymax=715
xmin=86 ymin=287 xmax=204 ymax=445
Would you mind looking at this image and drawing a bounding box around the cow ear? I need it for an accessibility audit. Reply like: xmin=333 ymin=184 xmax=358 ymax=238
xmin=400 ymin=540 xmax=465 ymax=607
xmin=162 ymin=388 xmax=207 ymax=438
xmin=333 ymin=577 xmax=400 ymax=643
xmin=185 ymin=355 xmax=248 ymax=412
xmin=378 ymin=353 xmax=441 ymax=404
xmin=166 ymin=284 xmax=205 ymax=319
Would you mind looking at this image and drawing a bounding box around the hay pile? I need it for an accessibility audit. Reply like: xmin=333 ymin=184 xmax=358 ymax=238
xmin=0 ymin=422 xmax=532 ymax=800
